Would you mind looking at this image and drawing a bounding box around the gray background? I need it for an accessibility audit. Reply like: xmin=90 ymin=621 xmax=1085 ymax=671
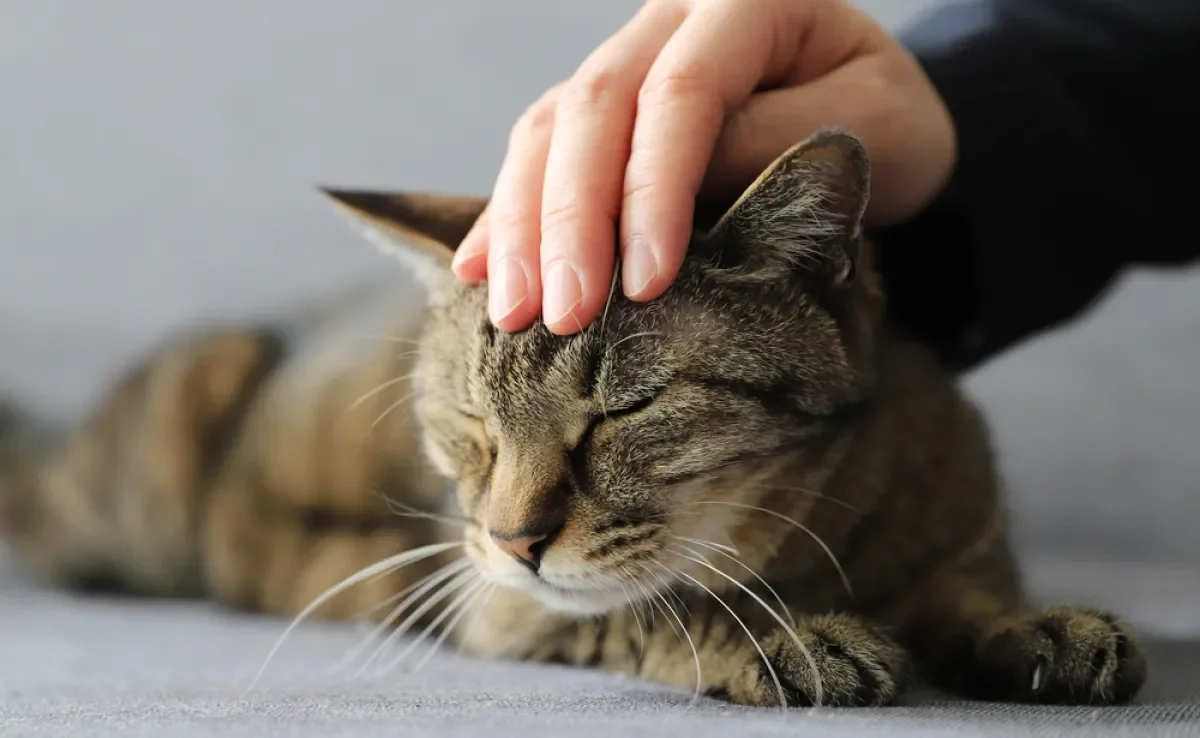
xmin=1 ymin=0 xmax=1197 ymax=568
xmin=3 ymin=3 xmax=1200 ymax=736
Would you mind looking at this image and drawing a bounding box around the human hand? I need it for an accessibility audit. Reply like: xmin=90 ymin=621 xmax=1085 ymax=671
xmin=452 ymin=0 xmax=957 ymax=335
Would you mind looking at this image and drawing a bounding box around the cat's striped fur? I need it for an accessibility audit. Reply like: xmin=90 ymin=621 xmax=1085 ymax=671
xmin=0 ymin=131 xmax=1146 ymax=707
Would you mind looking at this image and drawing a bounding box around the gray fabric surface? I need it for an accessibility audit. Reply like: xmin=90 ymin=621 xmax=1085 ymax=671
xmin=3 ymin=552 xmax=1199 ymax=737
xmin=1 ymin=1 xmax=1197 ymax=735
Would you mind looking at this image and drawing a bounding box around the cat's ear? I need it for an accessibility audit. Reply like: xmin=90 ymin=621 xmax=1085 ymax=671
xmin=704 ymin=129 xmax=870 ymax=285
xmin=319 ymin=187 xmax=487 ymax=284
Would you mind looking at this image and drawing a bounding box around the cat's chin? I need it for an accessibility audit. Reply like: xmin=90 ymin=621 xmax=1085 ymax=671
xmin=521 ymin=580 xmax=635 ymax=616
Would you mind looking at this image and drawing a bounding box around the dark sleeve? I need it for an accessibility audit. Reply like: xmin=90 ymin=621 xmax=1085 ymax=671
xmin=869 ymin=0 xmax=1200 ymax=372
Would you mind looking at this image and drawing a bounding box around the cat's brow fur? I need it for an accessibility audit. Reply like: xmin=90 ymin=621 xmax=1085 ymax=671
xmin=0 ymin=130 xmax=1146 ymax=707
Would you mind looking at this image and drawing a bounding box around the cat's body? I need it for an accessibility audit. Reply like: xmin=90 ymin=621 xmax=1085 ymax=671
xmin=0 ymin=132 xmax=1146 ymax=707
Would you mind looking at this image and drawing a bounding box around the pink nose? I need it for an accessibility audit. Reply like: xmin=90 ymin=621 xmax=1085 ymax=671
xmin=490 ymin=531 xmax=551 ymax=572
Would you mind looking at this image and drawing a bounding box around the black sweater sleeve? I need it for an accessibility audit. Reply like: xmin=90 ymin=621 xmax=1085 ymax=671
xmin=870 ymin=0 xmax=1200 ymax=372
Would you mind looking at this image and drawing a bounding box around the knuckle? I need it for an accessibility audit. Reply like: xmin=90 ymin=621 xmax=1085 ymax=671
xmin=487 ymin=205 xmax=532 ymax=235
xmin=621 ymin=177 xmax=660 ymax=209
xmin=540 ymin=199 xmax=587 ymax=235
xmin=638 ymin=64 xmax=717 ymax=111
xmin=510 ymin=94 xmax=558 ymax=144
xmin=560 ymin=68 xmax=625 ymax=112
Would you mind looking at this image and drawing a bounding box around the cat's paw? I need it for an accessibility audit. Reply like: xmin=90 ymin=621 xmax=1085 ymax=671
xmin=728 ymin=615 xmax=910 ymax=707
xmin=970 ymin=605 xmax=1147 ymax=705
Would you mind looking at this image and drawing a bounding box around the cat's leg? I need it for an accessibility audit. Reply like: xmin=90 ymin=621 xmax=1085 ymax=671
xmin=891 ymin=533 xmax=1148 ymax=705
xmin=465 ymin=588 xmax=910 ymax=708
xmin=0 ymin=327 xmax=285 ymax=596
xmin=729 ymin=612 xmax=911 ymax=707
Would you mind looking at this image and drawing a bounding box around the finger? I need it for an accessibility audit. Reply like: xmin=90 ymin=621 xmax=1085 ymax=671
xmin=538 ymin=1 xmax=687 ymax=334
xmin=696 ymin=1 xmax=890 ymax=202
xmin=618 ymin=0 xmax=812 ymax=301
xmin=452 ymin=203 xmax=490 ymax=283
xmin=701 ymin=64 xmax=879 ymax=203
xmin=704 ymin=52 xmax=938 ymax=226
xmin=485 ymin=84 xmax=563 ymax=331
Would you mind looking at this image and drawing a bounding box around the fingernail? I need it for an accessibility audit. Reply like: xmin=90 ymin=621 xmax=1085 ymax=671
xmin=623 ymin=237 xmax=659 ymax=299
xmin=452 ymin=249 xmax=487 ymax=280
xmin=451 ymin=244 xmax=473 ymax=269
xmin=490 ymin=257 xmax=529 ymax=322
xmin=542 ymin=260 xmax=583 ymax=327
xmin=454 ymin=226 xmax=483 ymax=265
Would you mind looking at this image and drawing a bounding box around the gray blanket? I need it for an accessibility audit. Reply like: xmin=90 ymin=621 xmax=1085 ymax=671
xmin=3 ymin=552 xmax=1199 ymax=737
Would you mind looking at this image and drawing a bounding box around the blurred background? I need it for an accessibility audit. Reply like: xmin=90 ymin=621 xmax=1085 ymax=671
xmin=1 ymin=0 xmax=1197 ymax=576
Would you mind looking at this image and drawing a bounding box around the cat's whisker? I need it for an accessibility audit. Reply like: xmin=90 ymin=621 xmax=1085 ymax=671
xmin=245 ymin=540 xmax=463 ymax=693
xmin=666 ymin=582 xmax=691 ymax=617
xmin=671 ymin=546 xmax=825 ymax=708
xmin=567 ymin=310 xmax=586 ymax=336
xmin=653 ymin=560 xmax=788 ymax=711
xmin=607 ymin=330 xmax=664 ymax=353
xmin=703 ymin=479 xmax=863 ymax=515
xmin=599 ymin=257 xmax=619 ymax=338
xmin=348 ymin=373 xmax=416 ymax=413
xmin=369 ymin=390 xmax=418 ymax=431
xmin=371 ymin=489 xmax=471 ymax=526
xmin=647 ymin=582 xmax=703 ymax=707
xmin=454 ymin=582 xmax=500 ymax=655
xmin=673 ymin=534 xmax=739 ymax=557
xmin=357 ymin=567 xmax=477 ymax=677
xmin=673 ymin=535 xmax=795 ymax=629
xmin=377 ymin=572 xmax=484 ymax=677
xmin=596 ymin=263 xmax=621 ymax=418
xmin=646 ymin=510 xmax=705 ymax=523
xmin=625 ymin=569 xmax=705 ymax=707
xmin=348 ymin=560 xmax=474 ymax=677
xmin=383 ymin=509 xmax=469 ymax=526
xmin=333 ymin=557 xmax=473 ymax=672
xmin=626 ymin=572 xmax=699 ymax=701
xmin=687 ymin=500 xmax=854 ymax=598
xmin=406 ymin=579 xmax=494 ymax=678
xmin=638 ymin=582 xmax=674 ymax=641
xmin=636 ymin=561 xmax=691 ymax=617
xmin=618 ymin=566 xmax=646 ymax=658
xmin=624 ymin=574 xmax=660 ymax=630
xmin=346 ymin=334 xmax=421 ymax=347
xmin=343 ymin=559 xmax=460 ymax=632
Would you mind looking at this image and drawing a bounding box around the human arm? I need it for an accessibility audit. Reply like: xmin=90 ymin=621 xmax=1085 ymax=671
xmin=873 ymin=0 xmax=1200 ymax=371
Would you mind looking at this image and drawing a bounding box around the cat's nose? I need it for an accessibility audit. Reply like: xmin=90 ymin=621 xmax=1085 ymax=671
xmin=490 ymin=530 xmax=552 ymax=573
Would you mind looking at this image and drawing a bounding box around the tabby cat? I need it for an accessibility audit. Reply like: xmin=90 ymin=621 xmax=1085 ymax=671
xmin=0 ymin=130 xmax=1147 ymax=707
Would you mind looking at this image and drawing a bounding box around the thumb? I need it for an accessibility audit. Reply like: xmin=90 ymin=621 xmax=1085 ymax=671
xmin=700 ymin=52 xmax=955 ymax=227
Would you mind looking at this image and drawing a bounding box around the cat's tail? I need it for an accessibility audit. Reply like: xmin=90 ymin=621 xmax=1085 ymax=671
xmin=0 ymin=397 xmax=63 ymax=580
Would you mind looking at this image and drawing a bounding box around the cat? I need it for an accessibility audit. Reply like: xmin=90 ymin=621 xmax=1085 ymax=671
xmin=0 ymin=130 xmax=1147 ymax=707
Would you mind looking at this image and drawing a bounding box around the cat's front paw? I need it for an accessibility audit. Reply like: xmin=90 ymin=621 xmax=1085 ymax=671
xmin=725 ymin=615 xmax=910 ymax=708
xmin=970 ymin=605 xmax=1147 ymax=705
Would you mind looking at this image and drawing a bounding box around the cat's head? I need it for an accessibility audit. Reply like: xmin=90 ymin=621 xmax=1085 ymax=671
xmin=323 ymin=130 xmax=884 ymax=615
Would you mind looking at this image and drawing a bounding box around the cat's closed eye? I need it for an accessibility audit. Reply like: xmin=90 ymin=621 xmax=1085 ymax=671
xmin=575 ymin=388 xmax=665 ymax=453
xmin=596 ymin=392 xmax=658 ymax=422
